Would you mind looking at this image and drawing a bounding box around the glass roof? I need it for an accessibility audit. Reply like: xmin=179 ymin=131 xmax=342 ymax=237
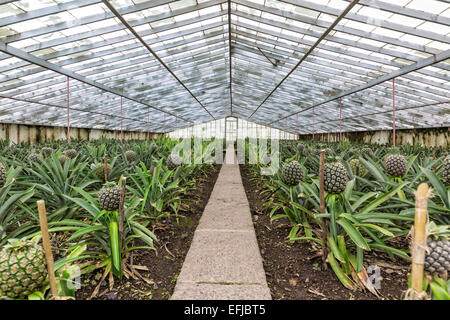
xmin=0 ymin=0 xmax=448 ymax=134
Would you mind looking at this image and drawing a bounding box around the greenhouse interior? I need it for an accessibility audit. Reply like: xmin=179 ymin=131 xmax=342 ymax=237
xmin=0 ymin=0 xmax=449 ymax=304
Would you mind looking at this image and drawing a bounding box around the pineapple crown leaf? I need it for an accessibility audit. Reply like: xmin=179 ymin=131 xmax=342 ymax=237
xmin=102 ymin=181 xmax=118 ymax=188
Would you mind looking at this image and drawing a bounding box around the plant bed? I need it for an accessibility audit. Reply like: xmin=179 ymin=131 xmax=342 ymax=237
xmin=75 ymin=164 xmax=221 ymax=300
xmin=239 ymin=164 xmax=410 ymax=300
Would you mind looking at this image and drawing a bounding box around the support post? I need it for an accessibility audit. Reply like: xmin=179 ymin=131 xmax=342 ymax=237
xmin=393 ymin=78 xmax=396 ymax=147
xmin=339 ymin=98 xmax=342 ymax=142
xmin=410 ymin=183 xmax=429 ymax=299
xmin=319 ymin=150 xmax=327 ymax=269
xmin=104 ymin=154 xmax=108 ymax=182
xmin=67 ymin=76 xmax=70 ymax=144
xmin=147 ymin=106 xmax=150 ymax=141
xmin=37 ymin=200 xmax=58 ymax=298
xmin=118 ymin=176 xmax=126 ymax=251
xmin=120 ymin=96 xmax=123 ymax=145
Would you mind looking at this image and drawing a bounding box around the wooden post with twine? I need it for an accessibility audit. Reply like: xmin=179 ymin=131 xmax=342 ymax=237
xmin=118 ymin=176 xmax=126 ymax=250
xmin=37 ymin=200 xmax=58 ymax=299
xmin=410 ymin=183 xmax=429 ymax=299
xmin=319 ymin=150 xmax=327 ymax=269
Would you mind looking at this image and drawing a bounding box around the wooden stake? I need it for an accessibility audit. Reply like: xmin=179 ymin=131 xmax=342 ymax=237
xmin=319 ymin=150 xmax=327 ymax=269
xmin=37 ymin=200 xmax=58 ymax=298
xmin=118 ymin=176 xmax=127 ymax=250
xmin=104 ymin=154 xmax=108 ymax=182
xmin=411 ymin=183 xmax=429 ymax=299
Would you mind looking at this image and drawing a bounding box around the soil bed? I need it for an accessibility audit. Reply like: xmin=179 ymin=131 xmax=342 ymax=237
xmin=239 ymin=164 xmax=409 ymax=300
xmin=75 ymin=164 xmax=221 ymax=300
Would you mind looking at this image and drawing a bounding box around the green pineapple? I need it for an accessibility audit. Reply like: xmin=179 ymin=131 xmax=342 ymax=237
xmin=424 ymin=223 xmax=450 ymax=276
xmin=442 ymin=155 xmax=449 ymax=186
xmin=29 ymin=153 xmax=41 ymax=165
xmin=281 ymin=161 xmax=303 ymax=186
xmin=0 ymin=240 xmax=47 ymax=299
xmin=93 ymin=163 xmax=111 ymax=181
xmin=385 ymin=154 xmax=407 ymax=178
xmin=64 ymin=149 xmax=78 ymax=159
xmin=98 ymin=184 xmax=121 ymax=211
xmin=58 ymin=154 xmax=70 ymax=166
xmin=324 ymin=162 xmax=349 ymax=194
xmin=0 ymin=162 xmax=6 ymax=188
xmin=41 ymin=147 xmax=53 ymax=158
xmin=361 ymin=147 xmax=373 ymax=156
xmin=349 ymin=158 xmax=367 ymax=177
xmin=125 ymin=150 xmax=137 ymax=162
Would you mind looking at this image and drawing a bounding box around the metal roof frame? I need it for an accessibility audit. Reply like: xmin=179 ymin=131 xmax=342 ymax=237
xmin=0 ymin=0 xmax=447 ymax=133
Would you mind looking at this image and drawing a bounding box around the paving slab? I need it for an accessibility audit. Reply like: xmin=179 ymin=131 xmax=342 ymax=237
xmin=171 ymin=146 xmax=271 ymax=300
xmin=170 ymin=282 xmax=271 ymax=300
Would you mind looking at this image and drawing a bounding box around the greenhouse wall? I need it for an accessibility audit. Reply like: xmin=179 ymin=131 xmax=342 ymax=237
xmin=299 ymin=127 xmax=449 ymax=148
xmin=0 ymin=123 xmax=163 ymax=144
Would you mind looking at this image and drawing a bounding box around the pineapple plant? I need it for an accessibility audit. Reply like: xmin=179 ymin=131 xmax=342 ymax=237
xmin=167 ymin=154 xmax=181 ymax=170
xmin=443 ymin=155 xmax=449 ymax=186
xmin=41 ymin=147 xmax=52 ymax=158
xmin=0 ymin=162 xmax=6 ymax=188
xmin=349 ymin=158 xmax=367 ymax=177
xmin=281 ymin=161 xmax=303 ymax=186
xmin=125 ymin=150 xmax=137 ymax=162
xmin=0 ymin=239 xmax=47 ymax=299
xmin=324 ymin=161 xmax=349 ymax=194
xmin=385 ymin=154 xmax=407 ymax=178
xmin=98 ymin=183 xmax=121 ymax=211
xmin=92 ymin=163 xmax=111 ymax=181
xmin=64 ymin=149 xmax=78 ymax=159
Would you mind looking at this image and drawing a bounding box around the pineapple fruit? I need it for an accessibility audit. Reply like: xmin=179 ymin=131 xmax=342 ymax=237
xmin=0 ymin=162 xmax=6 ymax=188
xmin=281 ymin=161 xmax=303 ymax=186
xmin=0 ymin=240 xmax=47 ymax=299
xmin=29 ymin=153 xmax=41 ymax=164
xmin=349 ymin=158 xmax=367 ymax=177
xmin=125 ymin=150 xmax=137 ymax=162
xmin=385 ymin=154 xmax=407 ymax=178
xmin=98 ymin=184 xmax=121 ymax=211
xmin=93 ymin=163 xmax=111 ymax=181
xmin=64 ymin=149 xmax=78 ymax=159
xmin=41 ymin=147 xmax=52 ymax=158
xmin=58 ymin=154 xmax=70 ymax=166
xmin=443 ymin=155 xmax=449 ymax=186
xmin=324 ymin=162 xmax=349 ymax=194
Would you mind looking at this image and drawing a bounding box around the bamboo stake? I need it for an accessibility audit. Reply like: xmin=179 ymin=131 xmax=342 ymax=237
xmin=411 ymin=183 xmax=429 ymax=299
xmin=319 ymin=150 xmax=327 ymax=269
xmin=37 ymin=200 xmax=58 ymax=298
xmin=118 ymin=176 xmax=127 ymax=250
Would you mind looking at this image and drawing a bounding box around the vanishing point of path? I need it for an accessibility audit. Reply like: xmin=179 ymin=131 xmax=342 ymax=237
xmin=171 ymin=144 xmax=271 ymax=300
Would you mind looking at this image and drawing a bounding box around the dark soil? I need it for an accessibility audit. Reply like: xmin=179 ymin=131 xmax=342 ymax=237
xmin=239 ymin=164 xmax=410 ymax=300
xmin=75 ymin=164 xmax=221 ymax=300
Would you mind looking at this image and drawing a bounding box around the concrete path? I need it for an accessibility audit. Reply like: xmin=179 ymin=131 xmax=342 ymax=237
xmin=170 ymin=144 xmax=271 ymax=300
